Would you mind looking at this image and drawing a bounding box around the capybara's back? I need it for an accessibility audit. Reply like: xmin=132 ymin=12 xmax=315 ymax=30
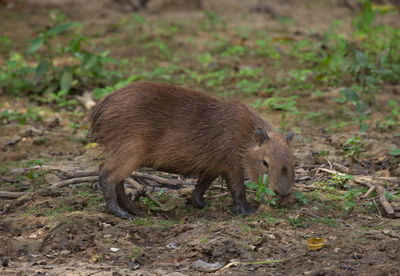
xmin=89 ymin=81 xmax=294 ymax=219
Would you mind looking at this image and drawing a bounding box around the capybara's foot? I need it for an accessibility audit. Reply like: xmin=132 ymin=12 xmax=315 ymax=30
xmin=108 ymin=200 xmax=135 ymax=220
xmin=116 ymin=182 xmax=136 ymax=215
xmin=235 ymin=202 xmax=256 ymax=215
xmin=191 ymin=191 xmax=206 ymax=208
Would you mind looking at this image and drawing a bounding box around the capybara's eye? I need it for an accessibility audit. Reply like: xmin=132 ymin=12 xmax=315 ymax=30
xmin=262 ymin=160 xmax=269 ymax=168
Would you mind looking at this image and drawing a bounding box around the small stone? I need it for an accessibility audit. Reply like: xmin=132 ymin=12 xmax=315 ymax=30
xmin=191 ymin=259 xmax=224 ymax=273
xmin=166 ymin=242 xmax=177 ymax=249
xmin=130 ymin=261 xmax=141 ymax=270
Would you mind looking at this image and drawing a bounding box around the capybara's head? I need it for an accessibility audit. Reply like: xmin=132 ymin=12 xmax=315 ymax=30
xmin=243 ymin=129 xmax=295 ymax=198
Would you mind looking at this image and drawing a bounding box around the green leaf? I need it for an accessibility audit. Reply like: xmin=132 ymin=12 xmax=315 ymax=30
xmin=293 ymin=191 xmax=308 ymax=205
xmin=245 ymin=182 xmax=259 ymax=190
xmin=35 ymin=60 xmax=51 ymax=79
xmin=47 ymin=22 xmax=74 ymax=36
xmin=81 ymin=54 xmax=98 ymax=71
xmin=60 ymin=70 xmax=73 ymax=92
xmin=340 ymin=88 xmax=360 ymax=102
xmin=27 ymin=37 xmax=44 ymax=54
xmin=389 ymin=147 xmax=400 ymax=156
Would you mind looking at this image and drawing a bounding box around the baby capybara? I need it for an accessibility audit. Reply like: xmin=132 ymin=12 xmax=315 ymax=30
xmin=89 ymin=81 xmax=294 ymax=219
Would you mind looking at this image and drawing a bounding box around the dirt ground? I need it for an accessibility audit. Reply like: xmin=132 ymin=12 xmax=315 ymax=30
xmin=0 ymin=1 xmax=399 ymax=275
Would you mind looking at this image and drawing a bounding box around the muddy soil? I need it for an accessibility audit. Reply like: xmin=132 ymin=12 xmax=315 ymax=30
xmin=1 ymin=1 xmax=399 ymax=275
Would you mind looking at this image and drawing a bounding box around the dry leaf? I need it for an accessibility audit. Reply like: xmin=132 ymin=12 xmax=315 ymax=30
xmin=84 ymin=142 xmax=98 ymax=149
xmin=307 ymin=237 xmax=327 ymax=250
xmin=372 ymin=4 xmax=399 ymax=12
xmin=91 ymin=254 xmax=101 ymax=262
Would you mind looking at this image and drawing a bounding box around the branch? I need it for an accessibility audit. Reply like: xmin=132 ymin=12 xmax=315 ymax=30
xmin=126 ymin=178 xmax=168 ymax=210
xmin=51 ymin=176 xmax=99 ymax=189
xmin=131 ymin=172 xmax=187 ymax=188
xmin=0 ymin=191 xmax=27 ymax=199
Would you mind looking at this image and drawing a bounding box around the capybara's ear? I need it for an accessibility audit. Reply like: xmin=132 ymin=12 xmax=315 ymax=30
xmin=287 ymin=132 xmax=294 ymax=143
xmin=255 ymin=127 xmax=268 ymax=145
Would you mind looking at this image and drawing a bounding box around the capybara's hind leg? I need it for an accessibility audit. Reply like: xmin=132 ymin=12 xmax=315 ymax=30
xmin=116 ymin=181 xmax=136 ymax=215
xmin=99 ymin=172 xmax=134 ymax=220
xmin=191 ymin=174 xmax=217 ymax=208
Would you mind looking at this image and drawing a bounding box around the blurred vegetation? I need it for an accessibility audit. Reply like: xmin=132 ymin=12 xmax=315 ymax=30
xmin=0 ymin=1 xmax=398 ymax=133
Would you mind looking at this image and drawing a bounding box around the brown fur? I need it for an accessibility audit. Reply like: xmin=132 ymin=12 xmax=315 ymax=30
xmin=89 ymin=81 xmax=294 ymax=218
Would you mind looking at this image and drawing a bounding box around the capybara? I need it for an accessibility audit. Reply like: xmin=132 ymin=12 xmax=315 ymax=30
xmin=89 ymin=81 xmax=294 ymax=219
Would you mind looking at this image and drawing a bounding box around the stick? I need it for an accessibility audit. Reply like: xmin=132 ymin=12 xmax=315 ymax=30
xmin=51 ymin=176 xmax=99 ymax=189
xmin=132 ymin=172 xmax=184 ymax=188
xmin=0 ymin=191 xmax=27 ymax=199
xmin=64 ymin=169 xmax=98 ymax=178
xmin=332 ymin=162 xmax=350 ymax=174
xmin=318 ymin=168 xmax=398 ymax=218
xmin=361 ymin=186 xmax=375 ymax=198
xmin=126 ymin=178 xmax=168 ymax=210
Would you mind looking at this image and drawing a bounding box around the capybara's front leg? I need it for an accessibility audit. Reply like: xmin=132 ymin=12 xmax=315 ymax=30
xmin=225 ymin=171 xmax=255 ymax=215
xmin=191 ymin=174 xmax=217 ymax=208
xmin=99 ymin=172 xmax=134 ymax=220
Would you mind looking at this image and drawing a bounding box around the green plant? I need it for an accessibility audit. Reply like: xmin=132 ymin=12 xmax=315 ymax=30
xmin=92 ymin=75 xmax=141 ymax=99
xmin=389 ymin=147 xmax=400 ymax=156
xmin=256 ymin=96 xmax=298 ymax=130
xmin=129 ymin=246 xmax=143 ymax=260
xmin=288 ymin=217 xmax=305 ymax=228
xmin=0 ymin=108 xmax=41 ymax=125
xmin=235 ymin=79 xmax=265 ymax=95
xmin=197 ymin=52 xmax=213 ymax=67
xmin=336 ymin=87 xmax=369 ymax=131
xmin=221 ymin=45 xmax=247 ymax=58
xmin=144 ymin=39 xmax=171 ymax=58
xmin=263 ymin=96 xmax=298 ymax=112
xmin=328 ymin=173 xmax=353 ymax=189
xmin=0 ymin=36 xmax=12 ymax=53
xmin=200 ymin=10 xmax=226 ymax=30
xmin=245 ymin=174 xmax=277 ymax=206
xmin=342 ymin=136 xmax=363 ymax=158
xmin=376 ymin=100 xmax=399 ymax=132
xmin=288 ymin=216 xmax=338 ymax=228
xmin=293 ymin=191 xmax=308 ymax=205
xmin=0 ymin=17 xmax=119 ymax=106
xmin=255 ymin=38 xmax=280 ymax=59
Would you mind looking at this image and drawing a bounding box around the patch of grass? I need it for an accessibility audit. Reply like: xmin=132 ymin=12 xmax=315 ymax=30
xmin=34 ymin=205 xmax=75 ymax=217
xmin=0 ymin=108 xmax=42 ymax=125
xmin=128 ymin=246 xmax=143 ymax=260
xmin=0 ymin=14 xmax=120 ymax=106
xmin=248 ymin=212 xmax=278 ymax=225
xmin=288 ymin=216 xmax=339 ymax=228
xmin=342 ymin=136 xmax=363 ymax=158
xmin=75 ymin=192 xmax=103 ymax=207
xmin=131 ymin=217 xmax=182 ymax=230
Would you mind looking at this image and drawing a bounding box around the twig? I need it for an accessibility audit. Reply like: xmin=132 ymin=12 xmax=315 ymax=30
xmin=325 ymin=158 xmax=333 ymax=170
xmin=64 ymin=169 xmax=98 ymax=178
xmin=0 ymin=191 xmax=27 ymax=199
xmin=361 ymin=186 xmax=375 ymax=198
xmin=132 ymin=172 xmax=184 ymax=188
xmin=299 ymin=208 xmax=324 ymax=219
xmin=333 ymin=162 xmax=350 ymax=174
xmin=126 ymin=178 xmax=168 ymax=210
xmin=318 ymin=168 xmax=398 ymax=218
xmin=51 ymin=176 xmax=99 ymax=189
xmin=0 ymin=177 xmax=17 ymax=184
